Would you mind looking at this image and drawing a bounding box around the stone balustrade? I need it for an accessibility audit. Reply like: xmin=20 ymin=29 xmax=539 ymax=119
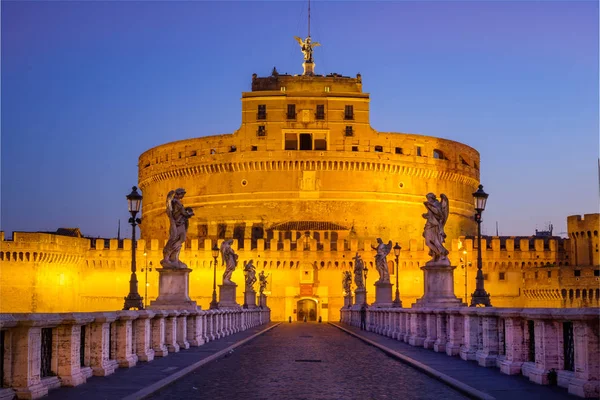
xmin=340 ymin=307 xmax=599 ymax=398
xmin=0 ymin=308 xmax=270 ymax=400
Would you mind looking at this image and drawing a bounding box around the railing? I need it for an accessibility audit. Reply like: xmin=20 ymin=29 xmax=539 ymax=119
xmin=340 ymin=307 xmax=599 ymax=398
xmin=0 ymin=308 xmax=270 ymax=399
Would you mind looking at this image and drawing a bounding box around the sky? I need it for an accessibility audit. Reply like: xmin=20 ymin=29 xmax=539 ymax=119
xmin=1 ymin=0 xmax=598 ymax=239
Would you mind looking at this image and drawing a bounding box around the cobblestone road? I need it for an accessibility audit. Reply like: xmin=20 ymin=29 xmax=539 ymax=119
xmin=147 ymin=323 xmax=468 ymax=400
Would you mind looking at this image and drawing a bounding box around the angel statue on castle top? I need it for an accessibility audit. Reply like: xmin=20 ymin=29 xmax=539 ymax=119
xmin=422 ymin=193 xmax=450 ymax=266
xmin=294 ymin=36 xmax=320 ymax=63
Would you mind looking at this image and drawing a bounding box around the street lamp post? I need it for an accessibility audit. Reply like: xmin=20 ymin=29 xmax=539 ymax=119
xmin=209 ymin=243 xmax=219 ymax=309
xmin=363 ymin=265 xmax=368 ymax=306
xmin=460 ymin=249 xmax=468 ymax=304
xmin=392 ymin=242 xmax=402 ymax=307
xmin=123 ymin=186 xmax=144 ymax=310
xmin=141 ymin=254 xmax=153 ymax=309
xmin=470 ymin=184 xmax=492 ymax=307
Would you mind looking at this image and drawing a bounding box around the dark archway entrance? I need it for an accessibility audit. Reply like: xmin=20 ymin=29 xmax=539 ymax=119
xmin=297 ymin=299 xmax=317 ymax=321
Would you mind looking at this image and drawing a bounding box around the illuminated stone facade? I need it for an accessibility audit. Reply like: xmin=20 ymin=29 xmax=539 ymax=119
xmin=1 ymin=214 xmax=598 ymax=321
xmin=1 ymin=68 xmax=597 ymax=319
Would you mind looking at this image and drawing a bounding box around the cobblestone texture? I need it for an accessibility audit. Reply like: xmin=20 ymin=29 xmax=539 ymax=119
xmin=147 ymin=323 xmax=468 ymax=400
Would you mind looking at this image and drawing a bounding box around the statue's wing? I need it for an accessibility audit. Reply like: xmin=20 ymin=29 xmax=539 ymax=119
xmin=312 ymin=42 xmax=321 ymax=47
xmin=165 ymin=190 xmax=176 ymax=216
xmin=441 ymin=194 xmax=449 ymax=226
xmin=294 ymin=36 xmax=303 ymax=46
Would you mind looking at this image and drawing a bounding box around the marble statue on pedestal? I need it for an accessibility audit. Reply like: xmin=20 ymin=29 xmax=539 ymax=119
xmin=353 ymin=253 xmax=365 ymax=290
xmin=244 ymin=260 xmax=257 ymax=292
xmin=372 ymin=238 xmax=392 ymax=283
xmin=220 ymin=239 xmax=238 ymax=285
xmin=258 ymin=270 xmax=269 ymax=295
xmin=342 ymin=271 xmax=352 ymax=296
xmin=422 ymin=193 xmax=450 ymax=266
xmin=160 ymin=188 xmax=194 ymax=268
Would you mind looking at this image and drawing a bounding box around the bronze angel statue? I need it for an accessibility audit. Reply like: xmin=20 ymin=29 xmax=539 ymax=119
xmin=422 ymin=193 xmax=450 ymax=266
xmin=294 ymin=36 xmax=320 ymax=62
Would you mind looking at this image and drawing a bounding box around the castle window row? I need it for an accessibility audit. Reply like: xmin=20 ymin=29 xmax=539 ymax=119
xmin=256 ymin=104 xmax=342 ymax=121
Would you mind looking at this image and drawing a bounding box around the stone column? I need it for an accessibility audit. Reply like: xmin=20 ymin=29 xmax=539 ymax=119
xmin=476 ymin=310 xmax=499 ymax=367
xmin=114 ymin=311 xmax=139 ymax=368
xmin=568 ymin=310 xmax=600 ymax=398
xmin=372 ymin=282 xmax=393 ymax=308
xmin=176 ymin=311 xmax=190 ymax=350
xmin=412 ymin=263 xmax=465 ymax=308
xmin=526 ymin=310 xmax=561 ymax=385
xmin=150 ymin=310 xmax=168 ymax=357
xmin=499 ymin=311 xmax=527 ymax=375
xmin=460 ymin=310 xmax=479 ymax=361
xmin=434 ymin=311 xmax=448 ymax=353
xmin=56 ymin=313 xmax=95 ymax=387
xmin=424 ymin=310 xmax=437 ymax=350
xmin=164 ymin=311 xmax=180 ymax=353
xmin=150 ymin=268 xmax=198 ymax=311
xmin=11 ymin=315 xmax=62 ymax=399
xmin=89 ymin=313 xmax=119 ymax=377
xmin=186 ymin=309 xmax=204 ymax=347
xmin=408 ymin=312 xmax=426 ymax=347
xmin=446 ymin=311 xmax=464 ymax=356
xmin=400 ymin=312 xmax=410 ymax=343
xmin=134 ymin=310 xmax=155 ymax=362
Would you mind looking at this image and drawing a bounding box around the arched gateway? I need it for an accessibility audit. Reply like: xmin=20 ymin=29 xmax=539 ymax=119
xmin=297 ymin=299 xmax=317 ymax=321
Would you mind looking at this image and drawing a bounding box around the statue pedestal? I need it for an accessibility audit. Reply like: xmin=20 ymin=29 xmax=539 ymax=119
xmin=343 ymin=294 xmax=353 ymax=308
xmin=218 ymin=284 xmax=240 ymax=309
xmin=258 ymin=293 xmax=268 ymax=309
xmin=354 ymin=289 xmax=367 ymax=306
xmin=372 ymin=282 xmax=393 ymax=308
xmin=244 ymin=290 xmax=257 ymax=309
xmin=413 ymin=262 xmax=466 ymax=308
xmin=149 ymin=268 xmax=198 ymax=311
xmin=302 ymin=61 xmax=315 ymax=76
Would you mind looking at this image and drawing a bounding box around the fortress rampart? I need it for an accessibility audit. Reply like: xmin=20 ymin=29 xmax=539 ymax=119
xmin=2 ymin=221 xmax=598 ymax=319
xmin=568 ymin=214 xmax=599 ymax=267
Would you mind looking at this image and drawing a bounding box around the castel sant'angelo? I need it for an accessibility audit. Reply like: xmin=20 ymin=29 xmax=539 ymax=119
xmin=1 ymin=32 xmax=598 ymax=321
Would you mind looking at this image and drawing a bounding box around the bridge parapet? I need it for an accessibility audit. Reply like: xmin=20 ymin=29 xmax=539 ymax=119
xmin=340 ymin=306 xmax=599 ymax=398
xmin=0 ymin=307 xmax=270 ymax=399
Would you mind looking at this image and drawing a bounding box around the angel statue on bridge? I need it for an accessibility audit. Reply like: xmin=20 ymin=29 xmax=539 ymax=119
xmin=244 ymin=260 xmax=257 ymax=292
xmin=372 ymin=238 xmax=392 ymax=284
xmin=258 ymin=270 xmax=269 ymax=295
xmin=342 ymin=270 xmax=352 ymax=296
xmin=161 ymin=188 xmax=194 ymax=269
xmin=220 ymin=239 xmax=238 ymax=285
xmin=294 ymin=36 xmax=320 ymax=63
xmin=353 ymin=253 xmax=365 ymax=290
xmin=422 ymin=193 xmax=450 ymax=266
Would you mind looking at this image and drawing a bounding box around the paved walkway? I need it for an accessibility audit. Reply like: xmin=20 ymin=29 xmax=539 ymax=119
xmin=45 ymin=323 xmax=279 ymax=400
xmin=146 ymin=322 xmax=470 ymax=400
xmin=330 ymin=322 xmax=579 ymax=400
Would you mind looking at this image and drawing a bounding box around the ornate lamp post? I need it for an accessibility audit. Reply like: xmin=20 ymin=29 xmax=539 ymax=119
xmin=392 ymin=242 xmax=402 ymax=307
xmin=470 ymin=184 xmax=492 ymax=307
xmin=141 ymin=254 xmax=153 ymax=309
xmin=363 ymin=265 xmax=368 ymax=305
xmin=123 ymin=186 xmax=144 ymax=310
xmin=209 ymin=243 xmax=219 ymax=309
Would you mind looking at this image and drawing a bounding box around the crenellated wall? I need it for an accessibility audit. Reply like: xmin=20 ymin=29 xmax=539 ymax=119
xmin=568 ymin=214 xmax=599 ymax=267
xmin=2 ymin=219 xmax=598 ymax=318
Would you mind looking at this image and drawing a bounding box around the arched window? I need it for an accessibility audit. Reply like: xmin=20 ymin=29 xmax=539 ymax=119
xmin=433 ymin=149 xmax=445 ymax=159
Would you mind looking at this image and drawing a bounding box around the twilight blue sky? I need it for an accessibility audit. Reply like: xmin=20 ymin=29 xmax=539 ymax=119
xmin=2 ymin=0 xmax=598 ymax=239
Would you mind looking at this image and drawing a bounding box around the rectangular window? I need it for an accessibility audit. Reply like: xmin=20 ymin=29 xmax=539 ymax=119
xmin=314 ymin=139 xmax=327 ymax=151
xmin=345 ymin=126 xmax=353 ymax=136
xmin=316 ymin=105 xmax=325 ymax=120
xmin=285 ymin=133 xmax=298 ymax=150
xmin=344 ymin=105 xmax=354 ymax=120
xmin=251 ymin=145 xmax=258 ymax=151
xmin=374 ymin=145 xmax=383 ymax=152
xmin=416 ymin=146 xmax=422 ymax=156
xmin=395 ymin=147 xmax=403 ymax=154
xmin=499 ymin=272 xmax=506 ymax=281
xmin=547 ymin=271 xmax=552 ymax=278
xmin=352 ymin=146 xmax=359 ymax=152
xmin=534 ymin=271 xmax=538 ymax=279
xmin=594 ymin=269 xmax=600 ymax=277
xmin=299 ymin=133 xmax=312 ymax=150
xmin=287 ymin=104 xmax=296 ymax=120
xmin=574 ymin=270 xmax=581 ymax=277
xmin=257 ymin=125 xmax=266 ymax=137
xmin=257 ymin=104 xmax=267 ymax=120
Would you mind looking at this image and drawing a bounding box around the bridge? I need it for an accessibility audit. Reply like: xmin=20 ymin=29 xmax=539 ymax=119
xmin=0 ymin=304 xmax=597 ymax=400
